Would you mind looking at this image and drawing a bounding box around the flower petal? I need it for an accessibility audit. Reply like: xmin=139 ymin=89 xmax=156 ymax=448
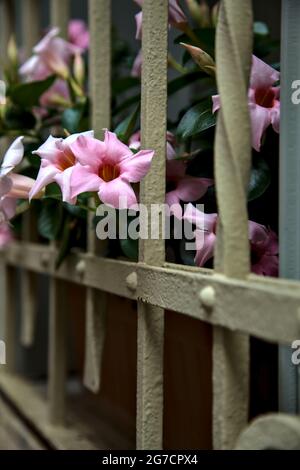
xmin=29 ymin=165 xmax=59 ymax=200
xmin=104 ymin=130 xmax=133 ymax=164
xmin=54 ymin=166 xmax=76 ymax=204
xmin=250 ymin=55 xmax=280 ymax=89
xmin=70 ymin=164 xmax=101 ymax=198
xmin=32 ymin=135 xmax=63 ymax=163
xmin=194 ymin=230 xmax=216 ymax=266
xmin=183 ymin=203 xmax=217 ymax=232
xmin=119 ymin=149 xmax=154 ymax=183
xmin=70 ymin=135 xmax=105 ymax=169
xmin=7 ymin=173 xmax=35 ymax=199
xmin=98 ymin=178 xmax=137 ymax=209
xmin=249 ymin=104 xmax=271 ymax=151
xmin=0 ymin=197 xmax=16 ymax=221
xmin=0 ymin=175 xmax=12 ymax=197
xmin=175 ymin=177 xmax=213 ymax=202
xmin=0 ymin=136 xmax=24 ymax=176
xmin=212 ymin=95 xmax=221 ymax=113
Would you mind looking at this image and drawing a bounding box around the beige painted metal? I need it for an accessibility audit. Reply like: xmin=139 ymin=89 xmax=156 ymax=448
xmin=0 ymin=0 xmax=15 ymax=76
xmin=83 ymin=0 xmax=111 ymax=393
xmin=235 ymin=414 xmax=300 ymax=450
xmin=47 ymin=0 xmax=70 ymax=424
xmin=213 ymin=0 xmax=253 ymax=449
xmin=4 ymin=243 xmax=300 ymax=344
xmin=137 ymin=0 xmax=168 ymax=450
xmin=19 ymin=0 xmax=41 ymax=348
xmin=50 ymin=0 xmax=69 ymax=38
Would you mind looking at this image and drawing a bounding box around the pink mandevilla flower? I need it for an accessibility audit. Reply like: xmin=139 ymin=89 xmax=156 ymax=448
xmin=0 ymin=223 xmax=14 ymax=249
xmin=29 ymin=131 xmax=94 ymax=204
xmin=183 ymin=203 xmax=278 ymax=276
xmin=69 ymin=130 xmax=154 ymax=209
xmin=134 ymin=0 xmax=187 ymax=40
xmin=166 ymin=160 xmax=213 ymax=217
xmin=132 ymin=0 xmax=187 ymax=76
xmin=19 ymin=27 xmax=82 ymax=109
xmin=68 ymin=20 xmax=89 ymax=50
xmin=0 ymin=137 xmax=37 ymax=223
xmin=129 ymin=130 xmax=177 ymax=160
xmin=212 ymin=55 xmax=280 ymax=152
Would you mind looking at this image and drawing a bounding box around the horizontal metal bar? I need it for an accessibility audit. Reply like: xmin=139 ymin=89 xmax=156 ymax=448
xmin=2 ymin=241 xmax=300 ymax=344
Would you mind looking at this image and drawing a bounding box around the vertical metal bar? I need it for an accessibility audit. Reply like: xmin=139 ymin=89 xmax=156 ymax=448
xmin=213 ymin=0 xmax=253 ymax=449
xmin=0 ymin=0 xmax=15 ymax=77
xmin=19 ymin=0 xmax=40 ymax=348
xmin=279 ymin=0 xmax=300 ymax=414
xmin=0 ymin=263 xmax=16 ymax=372
xmin=50 ymin=0 xmax=69 ymax=37
xmin=137 ymin=0 xmax=168 ymax=450
xmin=83 ymin=0 xmax=111 ymax=393
xmin=0 ymin=0 xmax=15 ymax=370
xmin=48 ymin=0 xmax=69 ymax=424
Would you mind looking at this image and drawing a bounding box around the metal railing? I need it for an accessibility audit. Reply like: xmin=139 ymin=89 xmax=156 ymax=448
xmin=0 ymin=0 xmax=300 ymax=450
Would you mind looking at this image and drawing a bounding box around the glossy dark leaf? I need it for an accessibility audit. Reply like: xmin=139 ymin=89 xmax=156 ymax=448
xmin=114 ymin=105 xmax=139 ymax=143
xmin=120 ymin=237 xmax=138 ymax=261
xmin=177 ymin=98 xmax=216 ymax=141
xmin=9 ymin=75 xmax=56 ymax=108
xmin=248 ymin=157 xmax=271 ymax=201
xmin=38 ymin=199 xmax=63 ymax=240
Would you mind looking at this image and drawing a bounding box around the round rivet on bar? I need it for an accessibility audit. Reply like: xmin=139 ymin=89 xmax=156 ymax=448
xmin=40 ymin=252 xmax=50 ymax=267
xmin=76 ymin=260 xmax=86 ymax=275
xmin=199 ymin=286 xmax=216 ymax=309
xmin=126 ymin=272 xmax=138 ymax=291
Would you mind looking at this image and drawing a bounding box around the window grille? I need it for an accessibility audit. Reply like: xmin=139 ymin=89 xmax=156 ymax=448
xmin=0 ymin=0 xmax=300 ymax=450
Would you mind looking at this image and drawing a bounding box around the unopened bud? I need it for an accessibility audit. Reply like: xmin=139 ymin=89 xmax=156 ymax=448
xmin=186 ymin=0 xmax=210 ymax=28
xmin=212 ymin=2 xmax=220 ymax=27
xmin=180 ymin=43 xmax=215 ymax=76
xmin=7 ymin=36 xmax=18 ymax=65
xmin=73 ymin=53 xmax=85 ymax=87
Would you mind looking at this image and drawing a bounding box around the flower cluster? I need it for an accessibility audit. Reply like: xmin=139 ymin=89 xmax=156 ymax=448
xmin=0 ymin=5 xmax=279 ymax=276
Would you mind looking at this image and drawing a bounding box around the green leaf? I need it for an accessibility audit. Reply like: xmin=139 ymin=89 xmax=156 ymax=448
xmin=248 ymin=157 xmax=271 ymax=201
xmin=44 ymin=183 xmax=62 ymax=201
xmin=120 ymin=237 xmax=138 ymax=262
xmin=174 ymin=28 xmax=216 ymax=56
xmin=63 ymin=202 xmax=87 ymax=219
xmin=4 ymin=106 xmax=36 ymax=130
xmin=254 ymin=22 xmax=269 ymax=36
xmin=177 ymin=98 xmax=216 ymax=140
xmin=55 ymin=217 xmax=73 ymax=269
xmin=114 ymin=105 xmax=139 ymax=143
xmin=38 ymin=199 xmax=63 ymax=240
xmin=168 ymin=70 xmax=208 ymax=94
xmin=112 ymin=77 xmax=140 ymax=94
xmin=9 ymin=75 xmax=56 ymax=108
xmin=62 ymin=106 xmax=84 ymax=134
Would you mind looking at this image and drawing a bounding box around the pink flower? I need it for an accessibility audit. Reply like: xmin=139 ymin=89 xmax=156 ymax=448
xmin=212 ymin=55 xmax=280 ymax=152
xmin=39 ymin=79 xmax=70 ymax=108
xmin=0 ymin=137 xmax=37 ymax=223
xmin=183 ymin=203 xmax=278 ymax=275
xmin=129 ymin=130 xmax=177 ymax=160
xmin=68 ymin=20 xmax=89 ymax=51
xmin=166 ymin=160 xmax=213 ymax=217
xmin=134 ymin=0 xmax=187 ymax=40
xmin=249 ymin=221 xmax=278 ymax=276
xmin=0 ymin=223 xmax=14 ymax=249
xmin=29 ymin=131 xmax=94 ymax=204
xmin=131 ymin=49 xmax=143 ymax=77
xmin=20 ymin=27 xmax=81 ymax=81
xmin=70 ymin=130 xmax=154 ymax=209
xmin=183 ymin=203 xmax=218 ymax=266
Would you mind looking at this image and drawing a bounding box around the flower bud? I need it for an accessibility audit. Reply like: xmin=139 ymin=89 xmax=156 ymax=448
xmin=73 ymin=53 xmax=85 ymax=87
xmin=180 ymin=43 xmax=215 ymax=76
xmin=185 ymin=0 xmax=210 ymax=28
xmin=7 ymin=35 xmax=18 ymax=65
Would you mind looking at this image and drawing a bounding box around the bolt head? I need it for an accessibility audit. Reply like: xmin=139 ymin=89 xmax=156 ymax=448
xmin=199 ymin=285 xmax=216 ymax=309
